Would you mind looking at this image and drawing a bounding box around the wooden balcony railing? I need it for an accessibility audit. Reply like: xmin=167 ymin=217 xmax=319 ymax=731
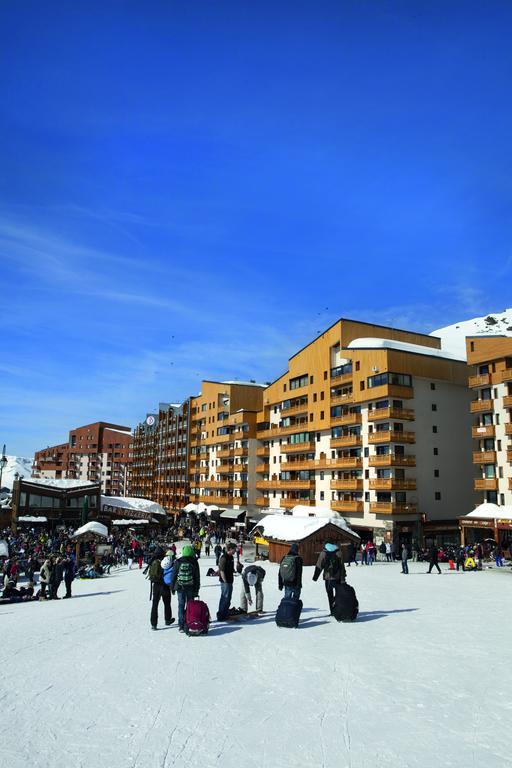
xmin=368 ymin=431 xmax=415 ymax=444
xmin=370 ymin=503 xmax=417 ymax=515
xmin=501 ymin=369 xmax=512 ymax=383
xmin=474 ymin=478 xmax=498 ymax=491
xmin=503 ymin=396 xmax=512 ymax=408
xmin=367 ymin=407 xmax=415 ymax=421
xmin=368 ymin=479 xmax=417 ymax=491
xmin=468 ymin=374 xmax=490 ymax=388
xmin=331 ymin=501 xmax=363 ymax=513
xmin=330 ymin=413 xmax=362 ymax=427
xmin=472 ymin=451 xmax=496 ymax=464
xmin=281 ymin=441 xmax=316 ymax=453
xmin=368 ymin=455 xmax=416 ymax=467
xmin=470 ymin=399 xmax=493 ymax=414
xmin=472 ymin=425 xmax=495 ymax=439
xmin=330 ymin=435 xmax=362 ymax=448
xmin=330 ymin=480 xmax=363 ymax=491
xmin=330 ymin=393 xmax=354 ymax=406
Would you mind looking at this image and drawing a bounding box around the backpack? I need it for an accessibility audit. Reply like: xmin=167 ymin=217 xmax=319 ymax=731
xmin=279 ymin=555 xmax=297 ymax=584
xmin=163 ymin=565 xmax=174 ymax=586
xmin=148 ymin=559 xmax=163 ymax=583
xmin=185 ymin=599 xmax=210 ymax=635
xmin=323 ymin=551 xmax=340 ymax=579
xmin=177 ymin=559 xmax=194 ymax=588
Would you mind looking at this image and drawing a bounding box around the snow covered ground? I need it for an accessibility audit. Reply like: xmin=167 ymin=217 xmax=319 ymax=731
xmin=1 ymin=555 xmax=510 ymax=768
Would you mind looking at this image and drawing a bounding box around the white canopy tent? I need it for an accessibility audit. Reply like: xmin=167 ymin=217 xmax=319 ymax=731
xmin=73 ymin=521 xmax=108 ymax=539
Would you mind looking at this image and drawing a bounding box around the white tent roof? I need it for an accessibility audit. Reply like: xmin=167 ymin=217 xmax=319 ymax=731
xmin=73 ymin=521 xmax=108 ymax=538
xmin=255 ymin=514 xmax=359 ymax=542
xmin=111 ymin=519 xmax=149 ymax=526
xmin=18 ymin=515 xmax=48 ymax=523
xmin=183 ymin=502 xmax=198 ymax=512
xmin=464 ymin=503 xmax=512 ymax=521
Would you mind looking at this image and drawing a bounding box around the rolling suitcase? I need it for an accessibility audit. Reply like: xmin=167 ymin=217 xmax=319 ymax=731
xmin=275 ymin=597 xmax=303 ymax=628
xmin=185 ymin=598 xmax=210 ymax=635
xmin=332 ymin=583 xmax=359 ymax=622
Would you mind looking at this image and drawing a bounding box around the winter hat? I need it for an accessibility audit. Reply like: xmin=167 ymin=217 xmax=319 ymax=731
xmin=325 ymin=542 xmax=338 ymax=553
xmin=161 ymin=556 xmax=172 ymax=570
xmin=247 ymin=571 xmax=258 ymax=586
xmin=289 ymin=543 xmax=299 ymax=555
xmin=182 ymin=545 xmax=195 ymax=558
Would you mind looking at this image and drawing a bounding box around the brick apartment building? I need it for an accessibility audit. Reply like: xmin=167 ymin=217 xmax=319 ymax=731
xmin=33 ymin=422 xmax=132 ymax=496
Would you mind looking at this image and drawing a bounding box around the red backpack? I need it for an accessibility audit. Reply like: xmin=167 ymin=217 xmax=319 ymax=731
xmin=185 ymin=599 xmax=210 ymax=636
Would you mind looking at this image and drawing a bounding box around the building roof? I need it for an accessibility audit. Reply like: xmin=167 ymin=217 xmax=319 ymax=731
xmin=461 ymin=503 xmax=512 ymax=521
xmin=255 ymin=513 xmax=359 ymax=542
xmin=24 ymin=478 xmax=97 ymax=490
xmin=73 ymin=521 xmax=108 ymax=538
xmin=347 ymin=337 xmax=465 ymax=362
xmin=100 ymin=495 xmax=166 ymax=516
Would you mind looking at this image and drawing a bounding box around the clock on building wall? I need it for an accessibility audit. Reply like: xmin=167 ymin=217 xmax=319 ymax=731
xmin=146 ymin=415 xmax=156 ymax=427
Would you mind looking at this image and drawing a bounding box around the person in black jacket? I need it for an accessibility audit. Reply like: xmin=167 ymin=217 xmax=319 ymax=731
xmin=170 ymin=545 xmax=200 ymax=632
xmin=428 ymin=544 xmax=441 ymax=574
xmin=148 ymin=548 xmax=174 ymax=630
xmin=278 ymin=543 xmax=303 ymax=600
xmin=62 ymin=555 xmax=75 ymax=598
xmin=49 ymin=557 xmax=64 ymax=600
xmin=240 ymin=564 xmax=266 ymax=613
xmin=217 ymin=542 xmax=236 ymax=620
xmin=313 ymin=541 xmax=346 ymax=613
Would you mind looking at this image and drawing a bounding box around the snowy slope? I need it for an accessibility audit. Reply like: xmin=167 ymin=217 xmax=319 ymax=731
xmin=0 ymin=455 xmax=33 ymax=490
xmin=432 ymin=308 xmax=512 ymax=359
xmin=0 ymin=555 xmax=510 ymax=768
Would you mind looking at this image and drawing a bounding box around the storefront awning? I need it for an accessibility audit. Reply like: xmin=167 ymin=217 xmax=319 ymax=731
xmin=220 ymin=509 xmax=246 ymax=521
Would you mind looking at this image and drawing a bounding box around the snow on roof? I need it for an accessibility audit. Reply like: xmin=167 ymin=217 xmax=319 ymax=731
xmin=291 ymin=504 xmax=339 ymax=519
xmin=25 ymin=478 xmax=97 ymax=490
xmin=463 ymin=503 xmax=512 ymax=521
xmin=18 ymin=516 xmax=48 ymax=523
xmin=256 ymin=514 xmax=359 ymax=542
xmin=221 ymin=381 xmax=267 ymax=388
xmin=347 ymin=337 xmax=465 ymax=362
xmin=103 ymin=427 xmax=132 ymax=435
xmin=73 ymin=521 xmax=108 ymax=538
xmin=100 ymin=495 xmax=166 ymax=516
xmin=1 ymin=456 xmax=33 ymax=490
xmin=111 ymin=519 xmax=149 ymax=526
xmin=432 ymin=308 xmax=512 ymax=359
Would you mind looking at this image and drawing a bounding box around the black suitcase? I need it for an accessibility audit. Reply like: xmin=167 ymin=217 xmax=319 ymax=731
xmin=275 ymin=597 xmax=303 ymax=628
xmin=332 ymin=583 xmax=359 ymax=623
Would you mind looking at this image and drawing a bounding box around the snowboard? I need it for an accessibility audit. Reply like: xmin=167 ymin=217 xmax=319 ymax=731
xmin=223 ymin=610 xmax=262 ymax=621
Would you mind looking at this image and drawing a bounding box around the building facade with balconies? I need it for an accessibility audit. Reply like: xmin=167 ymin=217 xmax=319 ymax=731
xmin=466 ymin=336 xmax=512 ymax=507
xmin=255 ymin=319 xmax=476 ymax=548
xmin=33 ymin=422 xmax=132 ymax=496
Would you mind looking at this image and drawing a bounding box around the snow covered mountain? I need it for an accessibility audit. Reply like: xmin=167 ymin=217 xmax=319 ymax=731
xmin=432 ymin=308 xmax=512 ymax=359
xmin=0 ymin=455 xmax=33 ymax=491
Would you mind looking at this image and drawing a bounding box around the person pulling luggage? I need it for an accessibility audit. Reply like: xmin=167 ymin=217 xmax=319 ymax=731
xmin=312 ymin=540 xmax=346 ymax=614
xmin=240 ymin=564 xmax=266 ymax=613
xmin=278 ymin=543 xmax=303 ymax=600
xmin=170 ymin=545 xmax=201 ymax=633
xmin=147 ymin=547 xmax=175 ymax=630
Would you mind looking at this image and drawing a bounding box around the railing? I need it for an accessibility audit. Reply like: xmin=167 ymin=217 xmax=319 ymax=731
xmin=501 ymin=369 xmax=512 ymax=382
xmin=257 ymin=446 xmax=270 ymax=456
xmin=472 ymin=451 xmax=496 ymax=464
xmin=471 ymin=425 xmax=495 ymax=439
xmin=505 ymin=423 xmax=512 ymax=435
xmin=331 ymin=501 xmax=363 ymax=513
xmin=330 ymin=371 xmax=353 ymax=384
xmin=370 ymin=503 xmax=417 ymax=515
xmin=468 ymin=374 xmax=490 ymax=388
xmin=470 ymin=399 xmax=493 ymax=414
xmin=280 ymin=402 xmax=309 ymax=417
xmin=255 ymin=463 xmax=270 ymax=474
xmin=368 ymin=479 xmax=416 ymax=491
xmin=368 ymin=455 xmax=416 ymax=467
xmin=330 ymin=413 xmax=362 ymax=427
xmin=368 ymin=431 xmax=415 ymax=444
xmin=280 ymin=498 xmax=314 ymax=508
xmin=281 ymin=441 xmax=316 ymax=453
xmin=367 ymin=407 xmax=415 ymax=421
xmin=330 ymin=480 xmax=363 ymax=491
xmin=330 ymin=393 xmax=354 ymax=406
xmin=503 ymin=396 xmax=512 ymax=408
xmin=256 ymin=480 xmax=315 ymax=490
xmin=474 ymin=478 xmax=498 ymax=491
xmin=330 ymin=435 xmax=362 ymax=448
xmin=256 ymin=497 xmax=268 ymax=506
xmin=508 ymin=450 xmax=512 ymax=462
xmin=326 ymin=457 xmax=363 ymax=469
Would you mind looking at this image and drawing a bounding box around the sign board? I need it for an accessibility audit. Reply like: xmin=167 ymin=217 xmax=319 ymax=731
xmin=461 ymin=519 xmax=493 ymax=527
xmin=496 ymin=520 xmax=512 ymax=528
xmin=102 ymin=503 xmax=151 ymax=521
xmin=254 ymin=536 xmax=269 ymax=546
xmin=476 ymin=427 xmax=487 ymax=433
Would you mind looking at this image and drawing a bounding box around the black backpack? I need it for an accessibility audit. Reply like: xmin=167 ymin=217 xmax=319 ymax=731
xmin=279 ymin=555 xmax=297 ymax=584
xmin=323 ymin=551 xmax=340 ymax=579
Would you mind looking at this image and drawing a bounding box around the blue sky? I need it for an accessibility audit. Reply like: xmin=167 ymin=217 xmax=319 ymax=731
xmin=1 ymin=1 xmax=512 ymax=456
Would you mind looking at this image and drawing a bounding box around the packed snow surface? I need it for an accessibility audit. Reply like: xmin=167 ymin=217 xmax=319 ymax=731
xmin=0 ymin=455 xmax=33 ymax=489
xmin=101 ymin=495 xmax=166 ymax=516
xmin=432 ymin=308 xmax=512 ymax=359
xmin=1 ymin=556 xmax=509 ymax=768
xmin=257 ymin=513 xmax=358 ymax=541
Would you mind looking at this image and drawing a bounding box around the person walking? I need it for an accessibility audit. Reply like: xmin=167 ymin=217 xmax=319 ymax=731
xmin=456 ymin=547 xmax=466 ymax=571
xmin=62 ymin=555 xmax=75 ymax=598
xmin=401 ymin=544 xmax=409 ymax=574
xmin=214 ymin=543 xmax=222 ymax=566
xmin=278 ymin=543 xmax=303 ymax=599
xmin=148 ymin=549 xmax=175 ymax=630
xmin=170 ymin=545 xmax=200 ymax=632
xmin=346 ymin=541 xmax=358 ymax=567
xmin=49 ymin=557 xmax=64 ymax=599
xmin=39 ymin=558 xmax=51 ymax=600
xmin=385 ymin=541 xmax=393 ymax=562
xmin=217 ymin=542 xmax=236 ymax=620
xmin=312 ymin=541 xmax=346 ymax=613
xmin=240 ymin=564 xmax=266 ymax=613
xmin=204 ymin=537 xmax=211 ymax=557
xmin=365 ymin=541 xmax=375 ymax=566
xmin=494 ymin=545 xmax=503 ymax=567
xmin=427 ymin=544 xmax=441 ymax=574
xmin=361 ymin=542 xmax=367 ymax=565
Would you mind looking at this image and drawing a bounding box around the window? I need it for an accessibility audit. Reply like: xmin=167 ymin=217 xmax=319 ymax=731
xmin=313 ymin=393 xmax=317 ymax=402
xmin=355 ymin=361 xmax=360 ymax=371
xmin=324 ymin=371 xmax=327 ymax=380
xmin=435 ymin=492 xmax=441 ymax=501
xmin=320 ymin=471 xmax=324 ymax=480
xmin=320 ymin=491 xmax=324 ymax=501
xmin=432 ymin=426 xmax=438 ymax=433
xmin=368 ymin=372 xmax=412 ymax=388
xmin=433 ymin=447 xmax=438 ymax=455
xmin=309 ymin=413 xmax=313 ymax=422
xmin=290 ymin=374 xmax=308 ymax=390
xmin=320 ymin=411 xmax=324 ymax=420
xmin=331 ymin=362 xmax=352 ymax=378
xmin=310 ymin=375 xmax=314 ymax=384
xmin=431 ymin=404 xmax=437 ymax=411
xmin=320 ymin=391 xmax=324 ymax=400
xmin=201 ymin=403 xmax=207 ymax=411
xmin=434 ymin=469 xmax=439 ymax=478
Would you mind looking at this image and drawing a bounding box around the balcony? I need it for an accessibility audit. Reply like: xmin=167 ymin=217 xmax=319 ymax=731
xmin=472 ymin=451 xmax=496 ymax=464
xmin=282 ymin=459 xmax=318 ymax=470
xmin=257 ymin=446 xmax=270 ymax=456
xmin=330 ymin=435 xmax=362 ymax=448
xmin=217 ymin=448 xmax=234 ymax=459
xmin=231 ymin=481 xmax=247 ymax=489
xmin=280 ymin=402 xmax=309 ymax=417
xmin=256 ymin=480 xmax=315 ymax=490
xmin=508 ymin=450 xmax=512 ymax=462
xmin=330 ymin=371 xmax=353 ymax=385
xmin=509 ymin=478 xmax=512 ymax=490
xmin=370 ymin=503 xmax=417 ymax=515
xmin=217 ymin=463 xmax=234 ymax=473
xmin=331 ymin=501 xmax=363 ymax=513
xmin=367 ymin=407 xmax=415 ymax=421
xmin=330 ymin=393 xmax=354 ymax=406
xmin=330 ymin=479 xmax=363 ymax=491
xmin=368 ymin=431 xmax=415 ymax=444
xmin=470 ymin=399 xmax=493 ymax=414
xmin=256 ymin=497 xmax=269 ymax=506
xmin=368 ymin=455 xmax=416 ymax=467
xmin=201 ymin=495 xmax=233 ymax=505
xmin=330 ymin=413 xmax=362 ymax=427
xmin=202 ymin=480 xmax=230 ymax=489
xmin=503 ymin=396 xmax=512 ymax=408
xmin=233 ymin=447 xmax=248 ymax=457
xmin=501 ymin=369 xmax=512 ymax=383
xmin=281 ymin=440 xmax=316 ymax=453
xmin=472 ymin=425 xmax=495 ymax=439
xmin=474 ymin=478 xmax=498 ymax=491
xmin=281 ymin=498 xmax=314 ymax=508
xmin=326 ymin=456 xmax=363 ymax=469
xmin=256 ymin=463 xmax=270 ymax=474
xmin=468 ymin=373 xmax=490 ymax=388
xmin=368 ymin=479 xmax=417 ymax=491
xmin=505 ymin=423 xmax=512 ymax=436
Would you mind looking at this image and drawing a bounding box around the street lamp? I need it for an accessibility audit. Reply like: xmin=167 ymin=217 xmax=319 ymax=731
xmin=0 ymin=445 xmax=8 ymax=490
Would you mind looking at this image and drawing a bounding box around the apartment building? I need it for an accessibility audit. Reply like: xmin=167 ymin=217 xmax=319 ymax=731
xmin=466 ymin=335 xmax=512 ymax=506
xmin=189 ymin=381 xmax=265 ymax=514
xmin=130 ymin=402 xmax=190 ymax=511
xmin=255 ymin=319 xmax=476 ymax=549
xmin=33 ymin=422 xmax=132 ymax=496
